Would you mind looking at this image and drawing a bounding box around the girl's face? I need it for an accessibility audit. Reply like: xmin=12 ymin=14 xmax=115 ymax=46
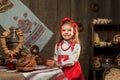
xmin=61 ymin=24 xmax=74 ymax=40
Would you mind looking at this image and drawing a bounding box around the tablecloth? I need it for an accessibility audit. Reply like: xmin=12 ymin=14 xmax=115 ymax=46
xmin=0 ymin=65 xmax=68 ymax=80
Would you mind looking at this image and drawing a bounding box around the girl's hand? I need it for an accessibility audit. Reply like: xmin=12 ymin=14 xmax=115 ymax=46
xmin=54 ymin=61 xmax=63 ymax=69
xmin=45 ymin=58 xmax=55 ymax=67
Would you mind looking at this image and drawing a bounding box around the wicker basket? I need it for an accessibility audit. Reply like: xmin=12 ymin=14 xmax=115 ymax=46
xmin=103 ymin=67 xmax=120 ymax=80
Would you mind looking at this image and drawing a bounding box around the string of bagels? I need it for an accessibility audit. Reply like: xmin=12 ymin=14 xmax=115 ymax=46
xmin=0 ymin=28 xmax=24 ymax=57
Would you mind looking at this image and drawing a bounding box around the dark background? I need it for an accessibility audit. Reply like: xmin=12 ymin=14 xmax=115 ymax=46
xmin=21 ymin=0 xmax=120 ymax=80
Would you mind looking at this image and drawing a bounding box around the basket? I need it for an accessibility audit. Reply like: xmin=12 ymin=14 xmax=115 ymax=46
xmin=103 ymin=67 xmax=120 ymax=80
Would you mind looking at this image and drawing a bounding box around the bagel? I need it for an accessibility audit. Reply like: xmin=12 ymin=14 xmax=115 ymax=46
xmin=17 ymin=66 xmax=36 ymax=72
xmin=17 ymin=57 xmax=30 ymax=67
xmin=25 ymin=57 xmax=36 ymax=67
xmin=17 ymin=53 xmax=36 ymax=71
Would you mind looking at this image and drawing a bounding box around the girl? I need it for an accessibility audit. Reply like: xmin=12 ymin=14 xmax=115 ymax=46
xmin=54 ymin=17 xmax=85 ymax=80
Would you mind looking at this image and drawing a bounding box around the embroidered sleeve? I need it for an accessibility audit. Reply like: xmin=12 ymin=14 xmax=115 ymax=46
xmin=61 ymin=44 xmax=81 ymax=66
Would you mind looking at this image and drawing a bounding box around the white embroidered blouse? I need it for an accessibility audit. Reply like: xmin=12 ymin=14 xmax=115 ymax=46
xmin=54 ymin=40 xmax=81 ymax=66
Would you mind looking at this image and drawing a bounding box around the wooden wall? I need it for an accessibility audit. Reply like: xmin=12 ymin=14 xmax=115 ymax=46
xmin=21 ymin=0 xmax=120 ymax=80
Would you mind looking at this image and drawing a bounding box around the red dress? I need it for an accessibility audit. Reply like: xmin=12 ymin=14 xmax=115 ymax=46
xmin=54 ymin=40 xmax=85 ymax=80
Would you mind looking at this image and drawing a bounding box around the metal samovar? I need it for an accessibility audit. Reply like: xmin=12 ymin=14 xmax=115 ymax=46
xmin=6 ymin=27 xmax=19 ymax=51
xmin=5 ymin=27 xmax=18 ymax=70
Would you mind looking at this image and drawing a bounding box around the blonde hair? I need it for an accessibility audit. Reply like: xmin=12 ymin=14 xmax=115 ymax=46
xmin=56 ymin=21 xmax=80 ymax=44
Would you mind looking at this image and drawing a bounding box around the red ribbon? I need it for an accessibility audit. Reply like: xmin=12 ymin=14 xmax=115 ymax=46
xmin=59 ymin=17 xmax=78 ymax=35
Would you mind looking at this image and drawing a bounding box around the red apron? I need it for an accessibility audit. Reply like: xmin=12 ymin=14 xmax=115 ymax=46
xmin=58 ymin=55 xmax=84 ymax=80
xmin=62 ymin=62 xmax=85 ymax=80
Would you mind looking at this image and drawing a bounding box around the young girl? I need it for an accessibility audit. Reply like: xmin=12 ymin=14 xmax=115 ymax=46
xmin=54 ymin=17 xmax=85 ymax=80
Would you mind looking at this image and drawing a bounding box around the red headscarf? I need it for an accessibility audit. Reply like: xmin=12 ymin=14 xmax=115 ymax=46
xmin=59 ymin=17 xmax=78 ymax=35
xmin=58 ymin=17 xmax=78 ymax=51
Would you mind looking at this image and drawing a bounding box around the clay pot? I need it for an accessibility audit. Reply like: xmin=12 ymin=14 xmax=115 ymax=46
xmin=112 ymin=34 xmax=120 ymax=45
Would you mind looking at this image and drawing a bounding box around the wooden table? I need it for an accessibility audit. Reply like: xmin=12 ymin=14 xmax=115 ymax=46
xmin=0 ymin=65 xmax=68 ymax=80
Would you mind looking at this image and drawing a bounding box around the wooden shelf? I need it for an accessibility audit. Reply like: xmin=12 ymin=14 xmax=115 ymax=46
xmin=89 ymin=24 xmax=120 ymax=80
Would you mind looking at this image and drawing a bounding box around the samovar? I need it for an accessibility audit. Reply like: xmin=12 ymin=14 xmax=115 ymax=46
xmin=5 ymin=27 xmax=19 ymax=70
xmin=6 ymin=27 xmax=19 ymax=50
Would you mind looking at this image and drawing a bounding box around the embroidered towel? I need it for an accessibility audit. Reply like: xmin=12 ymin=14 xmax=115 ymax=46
xmin=0 ymin=0 xmax=53 ymax=52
